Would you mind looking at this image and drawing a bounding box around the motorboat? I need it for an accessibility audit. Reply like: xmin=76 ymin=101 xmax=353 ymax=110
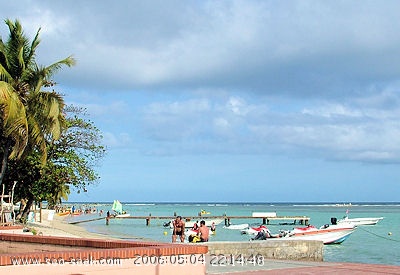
xmin=290 ymin=225 xmax=318 ymax=234
xmin=336 ymin=215 xmax=383 ymax=226
xmin=281 ymin=223 xmax=356 ymax=244
xmin=249 ymin=221 xmax=356 ymax=244
xmin=241 ymin=225 xmax=268 ymax=235
xmin=223 ymin=223 xmax=249 ymax=230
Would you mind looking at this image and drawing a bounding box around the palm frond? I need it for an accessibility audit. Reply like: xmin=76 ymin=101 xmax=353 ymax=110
xmin=0 ymin=63 xmax=12 ymax=83
xmin=44 ymin=56 xmax=76 ymax=77
xmin=0 ymin=81 xmax=28 ymax=158
xmin=27 ymin=27 xmax=41 ymax=62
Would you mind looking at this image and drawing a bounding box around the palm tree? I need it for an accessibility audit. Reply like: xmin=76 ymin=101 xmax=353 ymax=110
xmin=0 ymin=18 xmax=75 ymax=185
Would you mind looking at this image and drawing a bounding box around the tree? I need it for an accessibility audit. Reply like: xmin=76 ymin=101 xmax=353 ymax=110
xmin=44 ymin=105 xmax=105 ymax=207
xmin=0 ymin=18 xmax=75 ymax=187
xmin=5 ymin=106 xmax=105 ymax=217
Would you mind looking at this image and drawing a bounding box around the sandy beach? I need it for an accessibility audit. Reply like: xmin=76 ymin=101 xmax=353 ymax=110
xmin=0 ymin=211 xmax=117 ymax=239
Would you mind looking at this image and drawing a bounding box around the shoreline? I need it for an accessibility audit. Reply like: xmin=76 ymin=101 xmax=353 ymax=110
xmin=0 ymin=213 xmax=130 ymax=240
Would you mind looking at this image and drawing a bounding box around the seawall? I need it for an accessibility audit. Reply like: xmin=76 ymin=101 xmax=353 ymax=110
xmin=0 ymin=233 xmax=207 ymax=274
xmin=205 ymin=240 xmax=324 ymax=261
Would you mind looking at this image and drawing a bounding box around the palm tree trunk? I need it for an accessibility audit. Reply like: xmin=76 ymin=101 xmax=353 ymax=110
xmin=0 ymin=139 xmax=11 ymax=185
xmin=20 ymin=196 xmax=34 ymax=222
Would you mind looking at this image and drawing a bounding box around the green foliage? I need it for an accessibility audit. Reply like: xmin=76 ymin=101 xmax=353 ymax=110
xmin=0 ymin=18 xmax=75 ymax=167
xmin=4 ymin=106 xmax=105 ymax=208
xmin=0 ymin=19 xmax=103 ymax=210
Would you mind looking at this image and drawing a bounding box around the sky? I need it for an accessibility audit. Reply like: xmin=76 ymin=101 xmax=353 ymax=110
xmin=2 ymin=1 xmax=400 ymax=203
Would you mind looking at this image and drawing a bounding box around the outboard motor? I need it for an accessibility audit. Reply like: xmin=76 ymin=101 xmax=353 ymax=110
xmin=331 ymin=217 xmax=337 ymax=225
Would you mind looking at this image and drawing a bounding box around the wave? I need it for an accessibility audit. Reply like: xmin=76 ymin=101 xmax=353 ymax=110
xmin=67 ymin=201 xmax=400 ymax=207
xmin=125 ymin=203 xmax=156 ymax=206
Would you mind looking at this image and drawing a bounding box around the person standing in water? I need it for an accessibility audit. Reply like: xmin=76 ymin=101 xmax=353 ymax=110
xmin=172 ymin=216 xmax=185 ymax=242
xmin=211 ymin=222 xmax=216 ymax=234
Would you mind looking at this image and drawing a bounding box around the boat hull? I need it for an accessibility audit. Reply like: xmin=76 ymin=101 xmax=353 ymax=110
xmin=337 ymin=217 xmax=383 ymax=226
xmin=223 ymin=223 xmax=249 ymax=230
xmin=115 ymin=213 xmax=130 ymax=218
xmin=287 ymin=226 xmax=355 ymax=244
xmin=241 ymin=225 xmax=268 ymax=235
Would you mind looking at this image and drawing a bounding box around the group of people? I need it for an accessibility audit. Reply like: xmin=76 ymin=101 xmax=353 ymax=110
xmin=172 ymin=216 xmax=212 ymax=243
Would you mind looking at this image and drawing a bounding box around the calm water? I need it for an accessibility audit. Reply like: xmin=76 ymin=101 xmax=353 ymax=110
xmin=64 ymin=202 xmax=400 ymax=266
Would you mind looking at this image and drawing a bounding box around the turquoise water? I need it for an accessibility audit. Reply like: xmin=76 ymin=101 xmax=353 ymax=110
xmin=65 ymin=202 xmax=400 ymax=266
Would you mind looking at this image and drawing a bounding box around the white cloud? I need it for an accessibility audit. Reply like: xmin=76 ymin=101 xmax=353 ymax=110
xmin=302 ymin=104 xmax=362 ymax=118
xmin=102 ymin=132 xmax=132 ymax=148
xmin=135 ymin=92 xmax=400 ymax=162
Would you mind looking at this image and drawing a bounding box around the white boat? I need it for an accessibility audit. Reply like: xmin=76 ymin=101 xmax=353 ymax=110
xmin=282 ymin=224 xmax=356 ymax=244
xmin=112 ymin=200 xmax=130 ymax=217
xmin=115 ymin=213 xmax=131 ymax=218
xmin=241 ymin=225 xmax=268 ymax=235
xmin=337 ymin=215 xmax=383 ymax=226
xmin=223 ymin=223 xmax=249 ymax=230
xmin=185 ymin=219 xmax=223 ymax=228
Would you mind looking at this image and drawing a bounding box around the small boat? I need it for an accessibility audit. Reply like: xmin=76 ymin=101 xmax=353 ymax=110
xmin=290 ymin=225 xmax=318 ymax=234
xmin=115 ymin=213 xmax=130 ymax=218
xmin=336 ymin=215 xmax=383 ymax=226
xmin=282 ymin=223 xmax=356 ymax=244
xmin=112 ymin=200 xmax=130 ymax=217
xmin=186 ymin=219 xmax=222 ymax=228
xmin=223 ymin=223 xmax=249 ymax=230
xmin=58 ymin=210 xmax=81 ymax=216
xmin=200 ymin=209 xmax=211 ymax=215
xmin=241 ymin=225 xmax=268 ymax=235
xmin=57 ymin=211 xmax=71 ymax=216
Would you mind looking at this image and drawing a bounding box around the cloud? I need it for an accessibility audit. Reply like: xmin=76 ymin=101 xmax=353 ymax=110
xmin=136 ymin=91 xmax=400 ymax=162
xmin=102 ymin=132 xmax=132 ymax=149
xmin=3 ymin=1 xmax=400 ymax=99
xmin=3 ymin=1 xmax=400 ymax=164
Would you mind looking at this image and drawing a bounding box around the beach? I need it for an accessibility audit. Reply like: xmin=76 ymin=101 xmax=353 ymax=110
xmin=0 ymin=212 xmax=122 ymax=240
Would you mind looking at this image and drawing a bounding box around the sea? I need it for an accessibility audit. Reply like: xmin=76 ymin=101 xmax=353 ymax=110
xmin=63 ymin=202 xmax=400 ymax=266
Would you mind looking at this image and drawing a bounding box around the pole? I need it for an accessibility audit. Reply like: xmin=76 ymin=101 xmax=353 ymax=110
xmin=39 ymin=201 xmax=42 ymax=223
xmin=11 ymin=181 xmax=16 ymax=224
xmin=0 ymin=184 xmax=4 ymax=225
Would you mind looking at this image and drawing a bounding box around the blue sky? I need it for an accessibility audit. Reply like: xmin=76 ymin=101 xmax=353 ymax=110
xmin=2 ymin=1 xmax=400 ymax=202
